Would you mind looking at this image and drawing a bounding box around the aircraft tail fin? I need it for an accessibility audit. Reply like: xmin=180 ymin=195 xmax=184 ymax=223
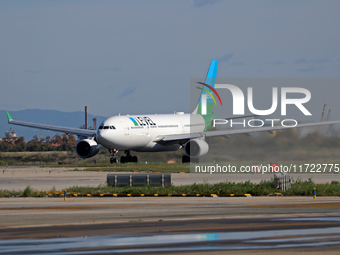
xmin=192 ymin=60 xmax=219 ymax=115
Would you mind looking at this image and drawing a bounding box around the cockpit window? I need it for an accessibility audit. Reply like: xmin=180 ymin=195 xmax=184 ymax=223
xmin=99 ymin=125 xmax=115 ymax=130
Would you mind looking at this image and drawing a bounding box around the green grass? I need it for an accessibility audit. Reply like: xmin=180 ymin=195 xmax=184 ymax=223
xmin=2 ymin=180 xmax=340 ymax=197
xmin=23 ymin=185 xmax=33 ymax=197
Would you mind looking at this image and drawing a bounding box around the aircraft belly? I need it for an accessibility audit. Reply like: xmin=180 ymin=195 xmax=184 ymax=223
xmin=112 ymin=137 xmax=150 ymax=150
xmin=136 ymin=142 xmax=181 ymax=152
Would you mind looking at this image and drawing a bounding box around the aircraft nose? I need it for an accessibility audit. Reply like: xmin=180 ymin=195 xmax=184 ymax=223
xmin=96 ymin=127 xmax=115 ymax=149
xmin=97 ymin=129 xmax=108 ymax=145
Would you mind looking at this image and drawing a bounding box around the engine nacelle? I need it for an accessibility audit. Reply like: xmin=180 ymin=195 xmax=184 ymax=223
xmin=76 ymin=139 xmax=100 ymax=159
xmin=184 ymin=139 xmax=209 ymax=158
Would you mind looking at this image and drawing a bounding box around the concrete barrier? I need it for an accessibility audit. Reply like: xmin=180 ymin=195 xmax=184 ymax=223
xmin=107 ymin=173 xmax=171 ymax=187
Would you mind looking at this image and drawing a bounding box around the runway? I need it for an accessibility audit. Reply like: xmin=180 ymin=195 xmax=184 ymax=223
xmin=2 ymin=218 xmax=340 ymax=254
xmin=2 ymin=196 xmax=340 ymax=228
xmin=1 ymin=197 xmax=340 ymax=254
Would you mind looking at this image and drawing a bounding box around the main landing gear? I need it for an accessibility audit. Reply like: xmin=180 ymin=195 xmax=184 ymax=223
xmin=182 ymin=155 xmax=199 ymax=163
xmin=120 ymin=150 xmax=138 ymax=164
xmin=109 ymin=149 xmax=118 ymax=164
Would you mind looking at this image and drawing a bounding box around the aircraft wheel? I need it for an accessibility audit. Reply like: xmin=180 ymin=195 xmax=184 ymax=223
xmin=120 ymin=156 xmax=126 ymax=164
xmin=132 ymin=156 xmax=138 ymax=163
xmin=127 ymin=155 xmax=133 ymax=162
xmin=182 ymin=155 xmax=190 ymax=163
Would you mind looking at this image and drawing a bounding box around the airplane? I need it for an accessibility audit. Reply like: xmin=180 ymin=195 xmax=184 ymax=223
xmin=6 ymin=60 xmax=340 ymax=163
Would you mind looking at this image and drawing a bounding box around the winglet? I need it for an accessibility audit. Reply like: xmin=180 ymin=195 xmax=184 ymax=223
xmin=6 ymin=112 xmax=13 ymax=122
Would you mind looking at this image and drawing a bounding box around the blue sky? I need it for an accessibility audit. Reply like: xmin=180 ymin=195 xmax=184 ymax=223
xmin=1 ymin=0 xmax=340 ymax=117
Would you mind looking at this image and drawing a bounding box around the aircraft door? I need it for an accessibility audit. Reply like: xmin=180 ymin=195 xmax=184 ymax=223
xmin=180 ymin=121 xmax=185 ymax=133
xmin=144 ymin=124 xmax=149 ymax=136
xmin=120 ymin=122 xmax=129 ymax=135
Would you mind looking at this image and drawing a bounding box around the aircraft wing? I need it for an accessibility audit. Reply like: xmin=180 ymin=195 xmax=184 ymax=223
xmin=156 ymin=120 xmax=340 ymax=144
xmin=6 ymin=112 xmax=96 ymax=137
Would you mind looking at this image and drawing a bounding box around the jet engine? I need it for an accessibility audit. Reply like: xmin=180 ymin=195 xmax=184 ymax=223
xmin=76 ymin=139 xmax=100 ymax=158
xmin=184 ymin=139 xmax=209 ymax=158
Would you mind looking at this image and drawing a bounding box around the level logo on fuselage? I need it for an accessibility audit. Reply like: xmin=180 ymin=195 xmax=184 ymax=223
xmin=129 ymin=117 xmax=157 ymax=126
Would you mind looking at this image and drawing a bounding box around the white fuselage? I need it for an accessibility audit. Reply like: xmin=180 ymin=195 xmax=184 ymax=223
xmin=96 ymin=112 xmax=205 ymax=152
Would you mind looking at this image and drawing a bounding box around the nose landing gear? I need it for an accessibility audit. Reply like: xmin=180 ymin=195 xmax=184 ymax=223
xmin=109 ymin=149 xmax=118 ymax=164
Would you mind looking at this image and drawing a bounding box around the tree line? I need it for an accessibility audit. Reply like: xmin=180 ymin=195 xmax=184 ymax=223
xmin=0 ymin=134 xmax=77 ymax=152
